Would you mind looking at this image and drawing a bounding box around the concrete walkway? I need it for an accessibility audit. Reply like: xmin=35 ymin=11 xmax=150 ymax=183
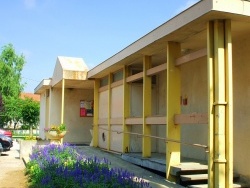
xmin=75 ymin=146 xmax=184 ymax=188
xmin=0 ymin=141 xmax=28 ymax=188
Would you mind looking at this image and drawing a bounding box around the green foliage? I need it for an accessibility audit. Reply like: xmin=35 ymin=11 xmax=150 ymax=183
xmin=46 ymin=123 xmax=66 ymax=134
xmin=21 ymin=124 xmax=31 ymax=130
xmin=0 ymin=44 xmax=26 ymax=127
xmin=22 ymin=97 xmax=40 ymax=128
xmin=1 ymin=96 xmax=23 ymax=125
xmin=24 ymin=136 xmax=41 ymax=140
xmin=0 ymin=44 xmax=25 ymax=98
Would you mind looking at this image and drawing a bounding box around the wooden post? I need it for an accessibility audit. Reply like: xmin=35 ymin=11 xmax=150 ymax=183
xmin=166 ymin=42 xmax=181 ymax=181
xmin=61 ymin=79 xmax=65 ymax=124
xmin=123 ymin=66 xmax=130 ymax=153
xmin=93 ymin=79 xmax=100 ymax=147
xmin=207 ymin=20 xmax=215 ymax=188
xmin=107 ymin=73 xmax=112 ymax=150
xmin=143 ymin=55 xmax=152 ymax=157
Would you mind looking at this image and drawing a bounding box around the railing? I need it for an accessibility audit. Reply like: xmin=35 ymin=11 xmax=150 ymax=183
xmin=98 ymin=127 xmax=208 ymax=151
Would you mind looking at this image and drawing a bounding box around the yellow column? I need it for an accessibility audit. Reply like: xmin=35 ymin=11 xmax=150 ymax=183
xmin=207 ymin=21 xmax=215 ymax=188
xmin=48 ymin=88 xmax=52 ymax=128
xmin=214 ymin=19 xmax=227 ymax=188
xmin=143 ymin=56 xmax=152 ymax=158
xmin=93 ymin=79 xmax=100 ymax=147
xmin=123 ymin=66 xmax=130 ymax=153
xmin=61 ymin=79 xmax=65 ymax=124
xmin=207 ymin=20 xmax=233 ymax=188
xmin=166 ymin=42 xmax=181 ymax=181
xmin=225 ymin=20 xmax=233 ymax=188
xmin=107 ymin=73 xmax=112 ymax=151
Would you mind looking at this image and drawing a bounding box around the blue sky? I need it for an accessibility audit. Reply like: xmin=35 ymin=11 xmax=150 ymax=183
xmin=0 ymin=0 xmax=199 ymax=92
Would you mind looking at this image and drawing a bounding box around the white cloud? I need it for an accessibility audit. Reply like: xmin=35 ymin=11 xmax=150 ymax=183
xmin=23 ymin=0 xmax=36 ymax=9
xmin=175 ymin=0 xmax=200 ymax=15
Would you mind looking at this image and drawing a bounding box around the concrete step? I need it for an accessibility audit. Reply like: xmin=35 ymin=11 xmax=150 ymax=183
xmin=170 ymin=163 xmax=208 ymax=176
xmin=181 ymin=174 xmax=208 ymax=182
xmin=181 ymin=173 xmax=240 ymax=182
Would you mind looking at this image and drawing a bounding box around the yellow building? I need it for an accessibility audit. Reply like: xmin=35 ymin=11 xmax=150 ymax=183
xmin=87 ymin=0 xmax=250 ymax=187
xmin=35 ymin=0 xmax=250 ymax=187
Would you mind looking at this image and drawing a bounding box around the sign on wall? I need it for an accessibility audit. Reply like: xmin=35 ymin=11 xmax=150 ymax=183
xmin=80 ymin=100 xmax=93 ymax=117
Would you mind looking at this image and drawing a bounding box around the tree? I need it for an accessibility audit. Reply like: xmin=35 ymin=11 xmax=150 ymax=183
xmin=1 ymin=97 xmax=23 ymax=129
xmin=0 ymin=44 xmax=26 ymax=127
xmin=0 ymin=44 xmax=25 ymax=97
xmin=21 ymin=97 xmax=40 ymax=136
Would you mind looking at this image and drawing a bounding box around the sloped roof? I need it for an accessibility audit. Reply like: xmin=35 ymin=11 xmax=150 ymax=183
xmin=34 ymin=56 xmax=93 ymax=94
xmin=52 ymin=56 xmax=89 ymax=87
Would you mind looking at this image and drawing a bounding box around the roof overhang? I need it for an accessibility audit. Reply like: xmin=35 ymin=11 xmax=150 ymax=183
xmin=34 ymin=79 xmax=52 ymax=94
xmin=53 ymin=79 xmax=94 ymax=90
xmin=87 ymin=0 xmax=250 ymax=79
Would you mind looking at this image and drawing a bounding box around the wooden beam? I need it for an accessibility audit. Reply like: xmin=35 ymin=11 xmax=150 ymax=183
xmin=111 ymin=80 xmax=123 ymax=88
xmin=145 ymin=116 xmax=166 ymax=124
xmin=175 ymin=48 xmax=207 ymax=66
xmin=126 ymin=72 xmax=143 ymax=83
xmin=146 ymin=63 xmax=167 ymax=76
xmin=174 ymin=113 xmax=208 ymax=124
xmin=125 ymin=117 xmax=143 ymax=125
xmin=99 ymin=85 xmax=108 ymax=92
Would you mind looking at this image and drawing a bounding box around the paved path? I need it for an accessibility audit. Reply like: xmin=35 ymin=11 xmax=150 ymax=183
xmin=2 ymin=141 xmax=183 ymax=188
xmin=0 ymin=141 xmax=27 ymax=188
xmin=76 ymin=146 xmax=184 ymax=188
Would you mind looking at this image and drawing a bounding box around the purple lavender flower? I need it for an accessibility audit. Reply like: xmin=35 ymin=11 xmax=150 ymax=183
xmin=26 ymin=143 xmax=151 ymax=188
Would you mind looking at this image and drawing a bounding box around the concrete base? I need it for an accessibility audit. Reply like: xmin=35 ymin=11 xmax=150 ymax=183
xmin=19 ymin=139 xmax=49 ymax=162
xmin=122 ymin=152 xmax=208 ymax=174
xmin=122 ymin=153 xmax=166 ymax=173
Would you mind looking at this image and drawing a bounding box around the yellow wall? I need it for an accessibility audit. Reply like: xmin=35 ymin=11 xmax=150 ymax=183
xmin=93 ymin=38 xmax=250 ymax=182
xmin=233 ymin=34 xmax=250 ymax=181
xmin=180 ymin=57 xmax=208 ymax=161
